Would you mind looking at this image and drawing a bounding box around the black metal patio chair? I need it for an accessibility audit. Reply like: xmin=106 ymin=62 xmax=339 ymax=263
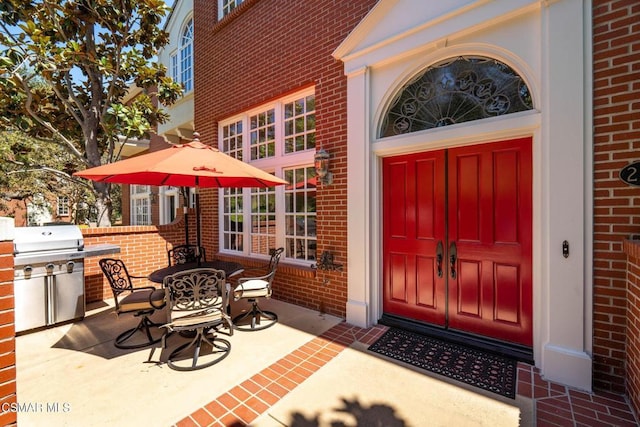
xmin=99 ymin=258 xmax=166 ymax=349
xmin=232 ymin=247 xmax=284 ymax=331
xmin=167 ymin=244 xmax=206 ymax=266
xmin=162 ymin=268 xmax=233 ymax=371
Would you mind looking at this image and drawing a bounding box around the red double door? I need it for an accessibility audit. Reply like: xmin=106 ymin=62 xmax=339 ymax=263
xmin=383 ymin=137 xmax=532 ymax=346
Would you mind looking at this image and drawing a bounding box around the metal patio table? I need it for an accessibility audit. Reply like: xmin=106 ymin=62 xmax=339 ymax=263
xmin=150 ymin=260 xmax=244 ymax=316
xmin=149 ymin=260 xmax=244 ymax=284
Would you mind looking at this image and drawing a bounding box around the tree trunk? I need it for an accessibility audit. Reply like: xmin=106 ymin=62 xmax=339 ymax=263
xmin=94 ymin=182 xmax=111 ymax=227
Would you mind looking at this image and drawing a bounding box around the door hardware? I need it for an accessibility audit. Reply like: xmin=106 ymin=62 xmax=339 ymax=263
xmin=436 ymin=241 xmax=444 ymax=278
xmin=562 ymin=240 xmax=569 ymax=258
xmin=449 ymin=242 xmax=457 ymax=279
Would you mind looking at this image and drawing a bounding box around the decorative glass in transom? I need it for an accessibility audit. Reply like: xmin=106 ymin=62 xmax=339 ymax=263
xmin=380 ymin=56 xmax=533 ymax=137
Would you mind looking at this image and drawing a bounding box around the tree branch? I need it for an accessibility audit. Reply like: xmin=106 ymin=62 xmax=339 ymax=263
xmin=15 ymin=71 xmax=87 ymax=162
xmin=8 ymin=166 xmax=95 ymax=191
xmin=46 ymin=71 xmax=87 ymax=126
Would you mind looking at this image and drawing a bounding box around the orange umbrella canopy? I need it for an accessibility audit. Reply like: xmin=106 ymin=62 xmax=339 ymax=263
xmin=74 ymin=140 xmax=287 ymax=188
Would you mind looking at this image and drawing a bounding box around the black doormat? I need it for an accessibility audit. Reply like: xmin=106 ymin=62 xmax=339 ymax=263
xmin=368 ymin=328 xmax=517 ymax=399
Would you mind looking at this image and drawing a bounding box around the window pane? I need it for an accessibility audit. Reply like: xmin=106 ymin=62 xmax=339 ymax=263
xmin=132 ymin=185 xmax=150 ymax=195
xmin=306 ymin=95 xmax=315 ymax=111
xmin=180 ymin=20 xmax=194 ymax=93
xmin=160 ymin=187 xmax=180 ymax=225
xmin=284 ymin=166 xmax=317 ymax=260
xmin=284 ymin=102 xmax=293 ymax=119
xmin=283 ymin=95 xmax=316 ymax=154
xmin=132 ymin=198 xmax=150 ymax=226
xmin=131 ymin=184 xmax=151 ymax=224
xmin=171 ymin=54 xmax=179 ymax=84
xmin=221 ymin=0 xmax=244 ymax=17
xmin=222 ymin=120 xmax=243 ymax=160
xmin=250 ymin=186 xmax=276 ymax=256
xmin=249 ymin=109 xmax=275 ymax=160
xmin=221 ymin=188 xmax=243 ymax=251
xmin=306 ymin=132 xmax=316 ymax=150
xmin=218 ymin=90 xmax=316 ymax=261
xmin=57 ymin=196 xmax=69 ymax=216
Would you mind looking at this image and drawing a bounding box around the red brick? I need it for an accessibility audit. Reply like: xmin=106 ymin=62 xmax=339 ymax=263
xmin=594 ymin=0 xmax=640 ymax=399
xmin=192 ymin=0 xmax=377 ymax=318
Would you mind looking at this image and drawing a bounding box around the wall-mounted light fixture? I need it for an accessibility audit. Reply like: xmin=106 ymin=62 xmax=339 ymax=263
xmin=314 ymin=148 xmax=333 ymax=186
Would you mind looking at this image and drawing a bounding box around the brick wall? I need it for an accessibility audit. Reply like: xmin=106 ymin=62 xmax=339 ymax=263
xmin=592 ymin=1 xmax=640 ymax=393
xmin=623 ymin=240 xmax=640 ymax=416
xmin=193 ymin=0 xmax=377 ymax=317
xmin=82 ymin=217 xmax=190 ymax=302
xmin=0 ymin=238 xmax=16 ymax=426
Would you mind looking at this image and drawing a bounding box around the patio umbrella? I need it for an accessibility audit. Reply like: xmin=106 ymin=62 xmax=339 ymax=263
xmin=74 ymin=135 xmax=287 ymax=259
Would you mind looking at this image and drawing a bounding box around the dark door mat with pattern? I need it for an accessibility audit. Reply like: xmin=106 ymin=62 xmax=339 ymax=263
xmin=368 ymin=328 xmax=517 ymax=399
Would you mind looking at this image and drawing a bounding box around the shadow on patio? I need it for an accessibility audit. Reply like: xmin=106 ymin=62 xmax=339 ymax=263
xmin=16 ymin=297 xmax=533 ymax=426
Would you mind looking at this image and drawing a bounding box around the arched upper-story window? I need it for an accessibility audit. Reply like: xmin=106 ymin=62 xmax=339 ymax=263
xmin=179 ymin=18 xmax=193 ymax=93
xmin=380 ymin=56 xmax=533 ymax=138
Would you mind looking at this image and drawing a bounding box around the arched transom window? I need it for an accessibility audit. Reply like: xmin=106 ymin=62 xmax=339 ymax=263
xmin=380 ymin=56 xmax=533 ymax=138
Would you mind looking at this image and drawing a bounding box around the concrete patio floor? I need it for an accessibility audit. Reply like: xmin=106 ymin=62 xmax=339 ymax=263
xmin=15 ymin=298 xmax=637 ymax=426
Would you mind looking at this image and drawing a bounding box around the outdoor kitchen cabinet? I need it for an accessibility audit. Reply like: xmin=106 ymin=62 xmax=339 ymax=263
xmin=14 ymin=261 xmax=85 ymax=332
xmin=13 ymin=225 xmax=120 ymax=333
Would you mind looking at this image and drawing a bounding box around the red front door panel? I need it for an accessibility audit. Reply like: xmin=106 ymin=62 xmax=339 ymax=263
xmin=383 ymin=150 xmax=446 ymax=325
xmin=382 ymin=137 xmax=533 ymax=347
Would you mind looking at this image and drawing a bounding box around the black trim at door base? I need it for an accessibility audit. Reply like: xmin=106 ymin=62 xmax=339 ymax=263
xmin=379 ymin=314 xmax=534 ymax=364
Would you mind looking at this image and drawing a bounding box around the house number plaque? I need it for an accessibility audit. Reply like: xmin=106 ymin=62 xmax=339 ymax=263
xmin=620 ymin=161 xmax=640 ymax=187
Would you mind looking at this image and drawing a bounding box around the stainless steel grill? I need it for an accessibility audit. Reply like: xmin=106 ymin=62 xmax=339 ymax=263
xmin=13 ymin=224 xmax=119 ymax=333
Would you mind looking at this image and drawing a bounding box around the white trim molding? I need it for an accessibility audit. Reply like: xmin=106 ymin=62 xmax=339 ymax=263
xmin=336 ymin=0 xmax=593 ymax=391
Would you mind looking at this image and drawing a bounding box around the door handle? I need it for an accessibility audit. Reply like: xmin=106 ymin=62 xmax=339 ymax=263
xmin=436 ymin=241 xmax=443 ymax=278
xmin=449 ymin=242 xmax=457 ymax=279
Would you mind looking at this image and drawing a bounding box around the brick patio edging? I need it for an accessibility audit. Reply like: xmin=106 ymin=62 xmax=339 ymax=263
xmin=174 ymin=322 xmax=638 ymax=427
xmin=174 ymin=322 xmax=386 ymax=427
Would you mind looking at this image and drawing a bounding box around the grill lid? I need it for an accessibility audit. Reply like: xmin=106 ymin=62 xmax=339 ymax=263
xmin=13 ymin=225 xmax=84 ymax=255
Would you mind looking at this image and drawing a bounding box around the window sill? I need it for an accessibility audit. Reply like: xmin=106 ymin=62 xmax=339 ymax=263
xmin=215 ymin=252 xmax=316 ymax=277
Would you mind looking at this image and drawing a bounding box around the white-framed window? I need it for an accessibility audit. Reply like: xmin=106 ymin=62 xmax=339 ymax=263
xmin=170 ymin=53 xmax=179 ymax=86
xmin=284 ymin=166 xmax=317 ymax=260
xmin=219 ymin=89 xmax=317 ymax=263
xmin=56 ymin=196 xmax=69 ymax=216
xmin=284 ymin=95 xmax=316 ymax=153
xmin=130 ymin=185 xmax=151 ymax=225
xmin=250 ymin=109 xmax=275 ymax=160
xmin=160 ymin=186 xmax=196 ymax=225
xmin=250 ymin=186 xmax=277 ymax=255
xmin=219 ymin=0 xmax=244 ymax=19
xmin=222 ymin=188 xmax=244 ymax=250
xmin=169 ymin=18 xmax=193 ymax=95
xmin=160 ymin=186 xmax=180 ymax=225
xmin=180 ymin=19 xmax=193 ymax=93
xmin=222 ymin=120 xmax=243 ymax=161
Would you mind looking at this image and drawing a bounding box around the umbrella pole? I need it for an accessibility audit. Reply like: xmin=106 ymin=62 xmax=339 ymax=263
xmin=182 ymin=187 xmax=189 ymax=245
xmin=195 ymin=182 xmax=202 ymax=267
